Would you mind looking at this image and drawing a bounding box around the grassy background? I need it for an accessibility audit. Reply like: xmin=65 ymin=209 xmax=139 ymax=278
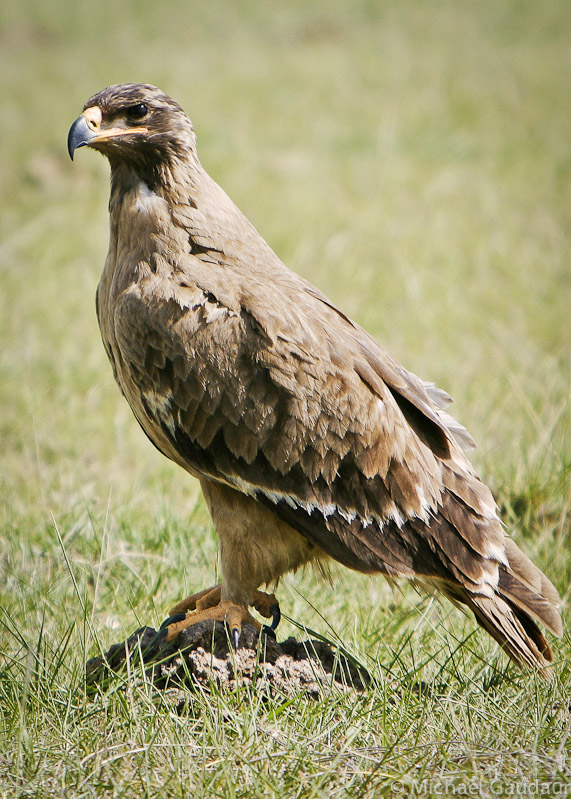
xmin=1 ymin=0 xmax=570 ymax=796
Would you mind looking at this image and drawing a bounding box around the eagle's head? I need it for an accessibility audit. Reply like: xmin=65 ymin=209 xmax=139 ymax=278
xmin=68 ymin=83 xmax=197 ymax=184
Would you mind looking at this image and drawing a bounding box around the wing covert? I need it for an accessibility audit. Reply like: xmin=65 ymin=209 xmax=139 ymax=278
xmin=112 ymin=269 xmax=447 ymax=536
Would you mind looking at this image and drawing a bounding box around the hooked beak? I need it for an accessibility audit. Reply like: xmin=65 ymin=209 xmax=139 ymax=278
xmin=67 ymin=105 xmax=148 ymax=160
xmin=67 ymin=115 xmax=94 ymax=160
xmin=67 ymin=106 xmax=104 ymax=160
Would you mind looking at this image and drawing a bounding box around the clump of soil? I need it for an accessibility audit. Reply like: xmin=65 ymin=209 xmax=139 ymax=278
xmin=86 ymin=621 xmax=370 ymax=698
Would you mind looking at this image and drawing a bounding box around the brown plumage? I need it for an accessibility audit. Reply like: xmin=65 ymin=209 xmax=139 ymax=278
xmin=68 ymin=83 xmax=562 ymax=672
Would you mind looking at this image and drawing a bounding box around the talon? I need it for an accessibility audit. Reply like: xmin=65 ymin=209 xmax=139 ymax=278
xmin=269 ymin=603 xmax=281 ymax=630
xmin=251 ymin=590 xmax=281 ymax=629
xmin=261 ymin=624 xmax=276 ymax=641
xmin=232 ymin=628 xmax=240 ymax=650
xmin=159 ymin=612 xmax=187 ymax=631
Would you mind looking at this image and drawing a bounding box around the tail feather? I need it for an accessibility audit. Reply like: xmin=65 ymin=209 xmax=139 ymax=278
xmin=502 ymin=537 xmax=562 ymax=632
xmin=442 ymin=536 xmax=562 ymax=674
xmin=497 ymin=570 xmax=562 ymax=639
xmin=466 ymin=593 xmax=555 ymax=671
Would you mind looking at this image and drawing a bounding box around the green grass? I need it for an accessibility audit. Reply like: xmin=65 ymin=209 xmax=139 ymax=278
xmin=1 ymin=0 xmax=570 ymax=796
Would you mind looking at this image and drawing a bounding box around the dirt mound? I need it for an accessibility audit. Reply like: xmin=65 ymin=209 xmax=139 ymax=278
xmin=86 ymin=621 xmax=370 ymax=698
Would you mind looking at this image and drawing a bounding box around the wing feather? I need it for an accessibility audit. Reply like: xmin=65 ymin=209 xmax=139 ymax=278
xmin=112 ymin=266 xmax=505 ymax=599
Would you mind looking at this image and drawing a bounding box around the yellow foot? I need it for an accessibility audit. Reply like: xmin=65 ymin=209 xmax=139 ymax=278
xmin=169 ymin=585 xmax=222 ymax=616
xmin=163 ymin=586 xmax=281 ymax=648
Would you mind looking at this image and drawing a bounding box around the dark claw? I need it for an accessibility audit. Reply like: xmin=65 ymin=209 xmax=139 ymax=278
xmin=261 ymin=625 xmax=276 ymax=641
xmin=159 ymin=612 xmax=186 ymax=631
xmin=232 ymin=628 xmax=240 ymax=650
xmin=269 ymin=603 xmax=281 ymax=630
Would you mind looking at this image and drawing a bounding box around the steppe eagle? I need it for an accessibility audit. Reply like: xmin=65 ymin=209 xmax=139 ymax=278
xmin=68 ymin=83 xmax=561 ymax=671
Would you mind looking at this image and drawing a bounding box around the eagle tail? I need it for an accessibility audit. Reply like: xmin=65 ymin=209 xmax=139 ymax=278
xmin=449 ymin=538 xmax=562 ymax=674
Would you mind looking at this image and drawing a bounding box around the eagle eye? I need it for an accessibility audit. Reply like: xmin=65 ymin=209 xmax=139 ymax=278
xmin=126 ymin=103 xmax=149 ymax=122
